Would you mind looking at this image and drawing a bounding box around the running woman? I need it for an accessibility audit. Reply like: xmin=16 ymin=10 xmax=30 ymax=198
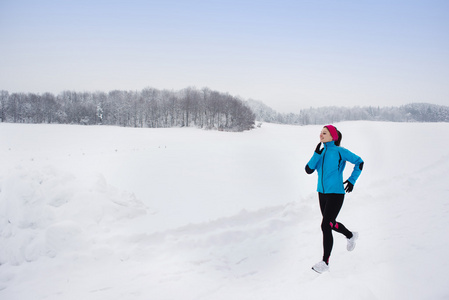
xmin=305 ymin=125 xmax=364 ymax=273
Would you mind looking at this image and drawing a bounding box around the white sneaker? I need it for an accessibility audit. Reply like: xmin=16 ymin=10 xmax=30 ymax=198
xmin=312 ymin=261 xmax=329 ymax=273
xmin=347 ymin=232 xmax=359 ymax=251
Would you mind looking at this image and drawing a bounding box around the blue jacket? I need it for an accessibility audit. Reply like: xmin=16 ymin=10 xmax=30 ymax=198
xmin=306 ymin=141 xmax=364 ymax=194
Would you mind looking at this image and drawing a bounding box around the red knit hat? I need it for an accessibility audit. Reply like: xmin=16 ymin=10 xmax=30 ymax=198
xmin=325 ymin=125 xmax=339 ymax=141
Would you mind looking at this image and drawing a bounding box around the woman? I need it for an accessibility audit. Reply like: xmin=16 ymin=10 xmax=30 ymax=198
xmin=305 ymin=125 xmax=364 ymax=273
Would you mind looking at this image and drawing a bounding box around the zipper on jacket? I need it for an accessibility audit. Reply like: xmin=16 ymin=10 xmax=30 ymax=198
xmin=321 ymin=148 xmax=326 ymax=193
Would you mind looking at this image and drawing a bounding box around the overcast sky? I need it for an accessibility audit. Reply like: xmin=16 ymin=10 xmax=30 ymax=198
xmin=1 ymin=0 xmax=448 ymax=113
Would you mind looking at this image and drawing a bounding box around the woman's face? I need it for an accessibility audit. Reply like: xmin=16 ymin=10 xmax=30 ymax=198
xmin=320 ymin=127 xmax=333 ymax=143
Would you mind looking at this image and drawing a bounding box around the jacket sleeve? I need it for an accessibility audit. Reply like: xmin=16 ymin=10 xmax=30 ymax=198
xmin=340 ymin=148 xmax=364 ymax=185
xmin=305 ymin=152 xmax=322 ymax=174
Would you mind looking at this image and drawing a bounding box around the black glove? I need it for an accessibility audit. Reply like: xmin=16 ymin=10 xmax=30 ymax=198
xmin=344 ymin=180 xmax=354 ymax=193
xmin=315 ymin=143 xmax=323 ymax=154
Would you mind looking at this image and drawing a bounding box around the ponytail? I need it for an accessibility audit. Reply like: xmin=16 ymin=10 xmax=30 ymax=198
xmin=335 ymin=130 xmax=342 ymax=146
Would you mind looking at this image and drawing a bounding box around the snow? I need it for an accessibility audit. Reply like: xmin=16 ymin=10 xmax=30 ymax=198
xmin=1 ymin=121 xmax=448 ymax=299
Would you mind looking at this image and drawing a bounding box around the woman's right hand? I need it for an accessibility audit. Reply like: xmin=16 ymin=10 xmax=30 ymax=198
xmin=315 ymin=143 xmax=323 ymax=154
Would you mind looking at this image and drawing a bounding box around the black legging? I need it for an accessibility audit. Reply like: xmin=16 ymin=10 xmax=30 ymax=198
xmin=319 ymin=193 xmax=353 ymax=264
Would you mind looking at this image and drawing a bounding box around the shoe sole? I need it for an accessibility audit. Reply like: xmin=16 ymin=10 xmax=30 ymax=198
xmin=311 ymin=267 xmax=329 ymax=274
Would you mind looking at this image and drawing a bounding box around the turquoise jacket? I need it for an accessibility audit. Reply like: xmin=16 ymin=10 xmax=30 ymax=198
xmin=306 ymin=141 xmax=364 ymax=194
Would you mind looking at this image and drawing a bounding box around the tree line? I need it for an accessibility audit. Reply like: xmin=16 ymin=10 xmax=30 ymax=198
xmin=0 ymin=87 xmax=255 ymax=131
xmin=1 ymin=86 xmax=445 ymax=130
xmin=247 ymin=100 xmax=449 ymax=125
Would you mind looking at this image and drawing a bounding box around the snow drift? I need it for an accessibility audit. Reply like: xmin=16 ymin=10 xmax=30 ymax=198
xmin=0 ymin=121 xmax=448 ymax=299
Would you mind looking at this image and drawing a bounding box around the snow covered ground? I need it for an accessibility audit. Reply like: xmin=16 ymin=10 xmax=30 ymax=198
xmin=0 ymin=121 xmax=448 ymax=299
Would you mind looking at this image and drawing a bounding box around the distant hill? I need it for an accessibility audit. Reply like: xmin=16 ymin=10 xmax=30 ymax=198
xmin=246 ymin=100 xmax=449 ymax=125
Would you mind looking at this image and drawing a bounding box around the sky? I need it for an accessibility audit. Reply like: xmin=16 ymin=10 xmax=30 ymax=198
xmin=0 ymin=0 xmax=448 ymax=113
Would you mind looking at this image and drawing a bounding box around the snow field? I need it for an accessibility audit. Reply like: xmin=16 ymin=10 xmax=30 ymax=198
xmin=0 ymin=121 xmax=448 ymax=299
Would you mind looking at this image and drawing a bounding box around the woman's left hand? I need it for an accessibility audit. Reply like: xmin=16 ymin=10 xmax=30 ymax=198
xmin=344 ymin=180 xmax=354 ymax=193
